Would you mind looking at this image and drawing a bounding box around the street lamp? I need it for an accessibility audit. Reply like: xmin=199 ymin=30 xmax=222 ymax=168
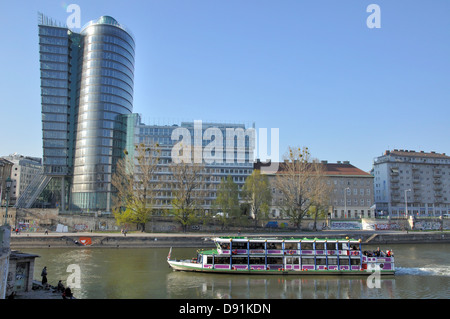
xmin=3 ymin=177 xmax=12 ymax=225
xmin=404 ymin=188 xmax=411 ymax=218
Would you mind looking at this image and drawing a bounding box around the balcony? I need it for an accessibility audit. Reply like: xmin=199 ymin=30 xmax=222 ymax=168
xmin=390 ymin=171 xmax=399 ymax=176
xmin=391 ymin=177 xmax=399 ymax=183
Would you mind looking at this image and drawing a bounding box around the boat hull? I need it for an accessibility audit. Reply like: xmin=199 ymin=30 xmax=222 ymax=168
xmin=168 ymin=260 xmax=395 ymax=276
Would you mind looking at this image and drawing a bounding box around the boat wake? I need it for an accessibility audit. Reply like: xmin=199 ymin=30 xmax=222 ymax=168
xmin=396 ymin=266 xmax=450 ymax=277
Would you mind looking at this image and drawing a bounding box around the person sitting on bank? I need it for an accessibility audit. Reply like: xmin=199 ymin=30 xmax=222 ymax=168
xmin=57 ymin=280 xmax=65 ymax=292
xmin=63 ymin=287 xmax=73 ymax=299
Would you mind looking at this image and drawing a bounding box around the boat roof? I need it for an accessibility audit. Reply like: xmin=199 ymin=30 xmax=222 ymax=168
xmin=215 ymin=236 xmax=361 ymax=243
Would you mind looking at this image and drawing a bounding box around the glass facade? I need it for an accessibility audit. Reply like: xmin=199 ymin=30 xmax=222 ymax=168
xmin=39 ymin=24 xmax=71 ymax=176
xmin=71 ymin=16 xmax=135 ymax=211
xmin=38 ymin=14 xmax=135 ymax=211
xmin=131 ymin=116 xmax=255 ymax=213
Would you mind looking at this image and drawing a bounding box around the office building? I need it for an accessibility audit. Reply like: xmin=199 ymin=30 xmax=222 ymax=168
xmin=373 ymin=150 xmax=450 ymax=217
xmin=125 ymin=114 xmax=255 ymax=213
xmin=17 ymin=14 xmax=135 ymax=211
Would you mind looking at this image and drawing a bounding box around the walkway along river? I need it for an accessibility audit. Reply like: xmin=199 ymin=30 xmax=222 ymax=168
xmin=10 ymin=230 xmax=450 ymax=248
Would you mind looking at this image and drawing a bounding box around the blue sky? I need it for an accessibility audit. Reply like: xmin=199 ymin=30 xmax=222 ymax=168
xmin=0 ymin=0 xmax=449 ymax=171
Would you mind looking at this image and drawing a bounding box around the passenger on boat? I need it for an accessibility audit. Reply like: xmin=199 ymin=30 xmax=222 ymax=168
xmin=374 ymin=247 xmax=382 ymax=257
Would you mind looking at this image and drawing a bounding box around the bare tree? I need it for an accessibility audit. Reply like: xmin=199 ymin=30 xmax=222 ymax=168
xmin=168 ymin=152 xmax=206 ymax=232
xmin=111 ymin=143 xmax=161 ymax=232
xmin=213 ymin=175 xmax=241 ymax=230
xmin=242 ymin=169 xmax=272 ymax=229
xmin=274 ymin=146 xmax=330 ymax=230
xmin=309 ymin=163 xmax=332 ymax=231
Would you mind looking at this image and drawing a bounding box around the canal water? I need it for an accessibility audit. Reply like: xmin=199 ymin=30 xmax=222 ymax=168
xmin=26 ymin=243 xmax=450 ymax=299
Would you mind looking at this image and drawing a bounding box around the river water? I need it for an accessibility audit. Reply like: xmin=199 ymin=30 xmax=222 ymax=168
xmin=26 ymin=243 xmax=450 ymax=299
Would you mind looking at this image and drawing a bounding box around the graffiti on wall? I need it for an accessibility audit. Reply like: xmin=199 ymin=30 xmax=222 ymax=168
xmin=414 ymin=221 xmax=442 ymax=231
xmin=18 ymin=220 xmax=41 ymax=232
xmin=98 ymin=221 xmax=107 ymax=230
xmin=363 ymin=220 xmax=390 ymax=230
xmin=330 ymin=221 xmax=362 ymax=230
xmin=73 ymin=224 xmax=89 ymax=232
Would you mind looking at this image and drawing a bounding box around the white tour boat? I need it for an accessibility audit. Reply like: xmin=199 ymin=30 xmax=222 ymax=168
xmin=167 ymin=236 xmax=395 ymax=275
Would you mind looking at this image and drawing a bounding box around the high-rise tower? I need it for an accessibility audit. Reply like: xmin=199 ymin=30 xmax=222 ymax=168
xmin=72 ymin=16 xmax=135 ymax=211
xmin=30 ymin=14 xmax=135 ymax=211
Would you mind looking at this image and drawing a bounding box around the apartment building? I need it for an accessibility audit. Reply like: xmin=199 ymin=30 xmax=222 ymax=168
xmin=373 ymin=150 xmax=450 ymax=217
xmin=1 ymin=155 xmax=42 ymax=205
xmin=257 ymin=161 xmax=374 ymax=219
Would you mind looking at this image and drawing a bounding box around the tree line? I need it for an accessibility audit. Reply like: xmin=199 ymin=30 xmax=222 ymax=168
xmin=111 ymin=144 xmax=331 ymax=232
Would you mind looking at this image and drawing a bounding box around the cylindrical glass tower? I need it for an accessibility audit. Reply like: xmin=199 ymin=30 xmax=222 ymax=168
xmin=71 ymin=16 xmax=135 ymax=211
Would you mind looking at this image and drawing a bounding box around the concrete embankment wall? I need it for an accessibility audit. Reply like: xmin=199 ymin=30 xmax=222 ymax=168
xmin=364 ymin=232 xmax=450 ymax=244
xmin=10 ymin=235 xmax=216 ymax=249
xmin=9 ymin=231 xmax=450 ymax=249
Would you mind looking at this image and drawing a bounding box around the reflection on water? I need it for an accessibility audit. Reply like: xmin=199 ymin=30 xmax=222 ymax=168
xmin=166 ymin=271 xmax=397 ymax=299
xmin=27 ymin=244 xmax=450 ymax=299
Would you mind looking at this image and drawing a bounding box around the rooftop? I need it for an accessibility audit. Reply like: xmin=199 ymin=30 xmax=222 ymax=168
xmin=384 ymin=149 xmax=449 ymax=159
xmin=254 ymin=161 xmax=372 ymax=177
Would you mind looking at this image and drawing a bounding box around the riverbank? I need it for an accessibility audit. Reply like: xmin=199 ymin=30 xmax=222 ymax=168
xmin=9 ymin=230 xmax=450 ymax=248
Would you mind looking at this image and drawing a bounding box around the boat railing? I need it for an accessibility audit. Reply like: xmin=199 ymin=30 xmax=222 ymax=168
xmin=218 ymin=248 xmax=362 ymax=256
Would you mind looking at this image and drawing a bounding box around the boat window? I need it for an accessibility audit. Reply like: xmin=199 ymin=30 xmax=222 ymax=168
xmin=327 ymin=258 xmax=338 ymax=265
xmin=285 ymin=257 xmax=298 ymax=264
xmin=327 ymin=243 xmax=337 ymax=250
xmin=285 ymin=242 xmax=297 ymax=250
xmin=249 ymin=242 xmax=265 ymax=250
xmin=350 ymin=258 xmax=361 ymax=265
xmin=301 ymin=243 xmax=314 ymax=250
xmin=231 ymin=241 xmax=247 ymax=249
xmin=249 ymin=257 xmax=265 ymax=265
xmin=232 ymin=257 xmax=248 ymax=264
xmin=267 ymin=257 xmax=283 ymax=264
xmin=301 ymin=257 xmax=315 ymax=265
xmin=219 ymin=242 xmax=230 ymax=249
xmin=267 ymin=242 xmax=282 ymax=250
xmin=214 ymin=257 xmax=230 ymax=264
xmin=315 ymin=243 xmax=325 ymax=250
xmin=206 ymin=256 xmax=213 ymax=264
xmin=339 ymin=258 xmax=349 ymax=265
xmin=337 ymin=243 xmax=349 ymax=250
xmin=316 ymin=258 xmax=327 ymax=265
